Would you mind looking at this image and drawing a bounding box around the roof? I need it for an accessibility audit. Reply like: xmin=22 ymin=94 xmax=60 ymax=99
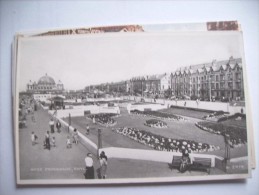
xmin=172 ymin=57 xmax=242 ymax=76
xmin=38 ymin=74 xmax=55 ymax=85
xmin=48 ymin=95 xmax=65 ymax=100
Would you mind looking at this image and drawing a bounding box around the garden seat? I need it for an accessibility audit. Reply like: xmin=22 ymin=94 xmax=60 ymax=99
xmin=189 ymin=157 xmax=211 ymax=174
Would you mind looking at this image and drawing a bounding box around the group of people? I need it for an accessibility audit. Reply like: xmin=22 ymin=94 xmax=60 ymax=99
xmin=144 ymin=119 xmax=168 ymax=128
xmin=114 ymin=126 xmax=219 ymax=153
xmin=84 ymin=151 xmax=108 ymax=179
xmin=49 ymin=118 xmax=62 ymax=133
xmin=130 ymin=110 xmax=184 ymax=121
xmin=43 ymin=119 xmax=62 ymax=150
xmin=87 ymin=113 xmax=118 ymax=127
xmin=195 ymin=121 xmax=247 ymax=147
xmin=31 ymin=118 xmax=80 ymax=150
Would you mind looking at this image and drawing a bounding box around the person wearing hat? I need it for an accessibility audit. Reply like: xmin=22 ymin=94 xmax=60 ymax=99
xmin=84 ymin=153 xmax=94 ymax=179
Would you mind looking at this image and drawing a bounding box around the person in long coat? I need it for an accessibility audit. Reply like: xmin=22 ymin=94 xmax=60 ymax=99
xmin=84 ymin=153 xmax=94 ymax=179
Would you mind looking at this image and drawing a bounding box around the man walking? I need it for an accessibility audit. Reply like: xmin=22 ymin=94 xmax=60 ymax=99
xmin=84 ymin=153 xmax=94 ymax=179
xmin=45 ymin=131 xmax=51 ymax=150
xmin=56 ymin=120 xmax=61 ymax=133
xmin=49 ymin=118 xmax=55 ymax=133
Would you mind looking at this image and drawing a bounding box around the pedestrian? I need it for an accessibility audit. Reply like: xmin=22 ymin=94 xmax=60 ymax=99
xmin=56 ymin=120 xmax=61 ymax=133
xmin=51 ymin=136 xmax=56 ymax=147
xmin=66 ymin=136 xmax=72 ymax=148
xmin=45 ymin=131 xmax=51 ymax=150
xmin=31 ymin=131 xmax=38 ymax=145
xmin=73 ymin=128 xmax=79 ymax=144
xmin=99 ymin=151 xmax=108 ymax=179
xmin=84 ymin=153 xmax=94 ymax=179
xmin=49 ymin=118 xmax=55 ymax=133
xmin=93 ymin=116 xmax=96 ymax=125
xmin=86 ymin=124 xmax=90 ymax=135
xmin=179 ymin=149 xmax=191 ymax=173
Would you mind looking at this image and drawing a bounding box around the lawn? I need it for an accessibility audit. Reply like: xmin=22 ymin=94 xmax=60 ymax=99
xmin=65 ymin=108 xmax=226 ymax=151
xmin=220 ymin=118 xmax=247 ymax=128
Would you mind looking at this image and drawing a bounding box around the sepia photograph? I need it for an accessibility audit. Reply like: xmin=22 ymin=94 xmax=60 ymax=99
xmin=15 ymin=29 xmax=251 ymax=185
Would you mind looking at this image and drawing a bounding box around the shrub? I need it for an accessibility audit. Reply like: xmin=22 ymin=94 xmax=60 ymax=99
xmin=195 ymin=121 xmax=247 ymax=146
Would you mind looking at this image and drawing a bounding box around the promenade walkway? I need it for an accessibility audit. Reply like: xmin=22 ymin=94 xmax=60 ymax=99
xmin=19 ymin=106 xmax=97 ymax=180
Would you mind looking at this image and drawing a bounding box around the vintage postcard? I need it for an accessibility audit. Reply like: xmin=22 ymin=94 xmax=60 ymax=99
xmin=14 ymin=27 xmax=252 ymax=185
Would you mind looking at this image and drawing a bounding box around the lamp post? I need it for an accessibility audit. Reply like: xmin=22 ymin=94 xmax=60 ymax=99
xmin=209 ymin=76 xmax=212 ymax=102
xmin=68 ymin=113 xmax=71 ymax=133
xmin=97 ymin=128 xmax=102 ymax=159
xmin=223 ymin=127 xmax=230 ymax=172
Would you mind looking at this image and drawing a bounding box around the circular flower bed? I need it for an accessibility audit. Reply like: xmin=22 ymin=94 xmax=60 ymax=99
xmin=87 ymin=113 xmax=118 ymax=127
xmin=130 ymin=110 xmax=186 ymax=121
xmin=144 ymin=119 xmax=168 ymax=128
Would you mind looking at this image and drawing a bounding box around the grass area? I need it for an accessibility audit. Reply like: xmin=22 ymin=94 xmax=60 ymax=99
xmin=66 ymin=106 xmax=248 ymax=159
xmin=220 ymin=118 xmax=247 ymax=128
xmin=196 ymin=121 xmax=247 ymax=145
xmin=160 ymin=108 xmax=212 ymax=119
xmin=65 ymin=108 xmax=227 ymax=152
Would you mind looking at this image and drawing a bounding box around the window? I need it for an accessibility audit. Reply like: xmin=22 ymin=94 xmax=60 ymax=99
xmin=228 ymin=82 xmax=233 ymax=89
xmin=228 ymin=73 xmax=233 ymax=81
xmin=236 ymin=83 xmax=241 ymax=89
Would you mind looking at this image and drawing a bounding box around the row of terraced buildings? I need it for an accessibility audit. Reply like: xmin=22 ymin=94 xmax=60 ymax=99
xmin=85 ymin=57 xmax=244 ymax=100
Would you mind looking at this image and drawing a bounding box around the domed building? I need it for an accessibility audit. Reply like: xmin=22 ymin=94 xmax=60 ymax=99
xmin=27 ymin=73 xmax=64 ymax=93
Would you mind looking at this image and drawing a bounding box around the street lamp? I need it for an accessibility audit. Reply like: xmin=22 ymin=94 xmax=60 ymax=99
xmin=209 ymin=76 xmax=212 ymax=102
xmin=223 ymin=127 xmax=230 ymax=172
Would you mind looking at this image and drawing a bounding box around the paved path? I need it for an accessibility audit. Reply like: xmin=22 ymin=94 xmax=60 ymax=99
xmin=19 ymin=106 xmax=97 ymax=180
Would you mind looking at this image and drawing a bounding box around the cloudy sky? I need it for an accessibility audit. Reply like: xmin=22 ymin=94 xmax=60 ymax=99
xmin=18 ymin=30 xmax=244 ymax=91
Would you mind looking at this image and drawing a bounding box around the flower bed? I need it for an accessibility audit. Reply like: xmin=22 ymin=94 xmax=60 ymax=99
xmin=113 ymin=127 xmax=219 ymax=153
xmin=130 ymin=110 xmax=185 ymax=121
xmin=217 ymin=113 xmax=246 ymax=122
xmin=195 ymin=121 xmax=247 ymax=147
xmin=144 ymin=119 xmax=168 ymax=128
xmin=202 ymin=110 xmax=226 ymax=120
xmin=87 ymin=113 xmax=118 ymax=127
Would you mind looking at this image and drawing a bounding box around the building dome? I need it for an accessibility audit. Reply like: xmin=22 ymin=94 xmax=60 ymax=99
xmin=38 ymin=74 xmax=55 ymax=85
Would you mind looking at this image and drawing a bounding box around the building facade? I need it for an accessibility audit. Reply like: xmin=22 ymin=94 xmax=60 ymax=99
xmin=171 ymin=57 xmax=244 ymax=100
xmin=84 ymin=57 xmax=244 ymax=101
xmin=27 ymin=74 xmax=64 ymax=94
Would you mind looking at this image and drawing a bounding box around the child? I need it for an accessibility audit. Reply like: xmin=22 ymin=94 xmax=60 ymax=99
xmin=66 ymin=136 xmax=72 ymax=149
xmin=86 ymin=124 xmax=90 ymax=135
xmin=73 ymin=128 xmax=79 ymax=144
xmin=51 ymin=136 xmax=56 ymax=147
xmin=31 ymin=131 xmax=38 ymax=146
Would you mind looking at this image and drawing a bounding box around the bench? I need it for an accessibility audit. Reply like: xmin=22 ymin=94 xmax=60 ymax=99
xmin=190 ymin=157 xmax=211 ymax=174
xmin=168 ymin=155 xmax=182 ymax=170
xmin=168 ymin=156 xmax=212 ymax=174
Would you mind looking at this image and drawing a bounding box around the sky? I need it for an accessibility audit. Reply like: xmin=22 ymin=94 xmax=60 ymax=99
xmin=17 ymin=30 xmax=244 ymax=91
